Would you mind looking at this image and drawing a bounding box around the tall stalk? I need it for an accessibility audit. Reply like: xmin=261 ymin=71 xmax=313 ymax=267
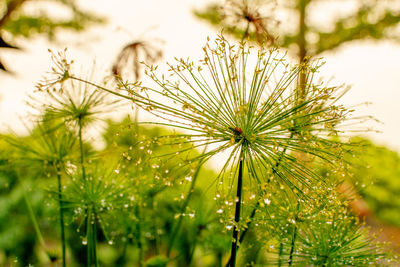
xmin=135 ymin=205 xmax=143 ymax=267
xmin=233 ymin=134 xmax=294 ymax=250
xmin=278 ymin=241 xmax=284 ymax=267
xmin=78 ymin=116 xmax=86 ymax=181
xmin=298 ymin=0 xmax=308 ymax=100
xmin=167 ymin=157 xmax=206 ymax=257
xmin=55 ymin=163 xmax=66 ymax=267
xmin=77 ymin=116 xmax=97 ymax=266
xmin=288 ymin=202 xmax=300 ymax=266
xmin=21 ymin=180 xmax=50 ymax=261
xmin=86 ymin=206 xmax=98 ymax=267
xmin=228 ymin=153 xmax=244 ymax=267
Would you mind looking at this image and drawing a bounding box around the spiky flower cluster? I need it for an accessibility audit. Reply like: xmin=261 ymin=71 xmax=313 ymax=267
xmin=115 ymin=37 xmax=351 ymax=196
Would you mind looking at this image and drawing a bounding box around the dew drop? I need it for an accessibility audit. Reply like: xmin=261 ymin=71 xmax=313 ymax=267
xmin=264 ymin=198 xmax=271 ymax=205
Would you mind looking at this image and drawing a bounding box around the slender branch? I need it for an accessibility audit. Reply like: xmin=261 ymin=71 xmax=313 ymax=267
xmin=278 ymin=242 xmax=284 ymax=267
xmin=167 ymin=154 xmax=206 ymax=257
xmin=288 ymin=202 xmax=300 ymax=266
xmin=78 ymin=116 xmax=86 ymax=181
xmin=21 ymin=181 xmax=47 ymax=252
xmin=298 ymin=0 xmax=308 ymax=100
xmin=92 ymin=221 xmax=98 ymax=267
xmin=56 ymin=163 xmax=67 ymax=267
xmin=136 ymin=205 xmax=143 ymax=267
xmin=77 ymin=116 xmax=97 ymax=266
xmin=238 ymin=202 xmax=258 ymax=245
xmin=228 ymin=153 xmax=244 ymax=267
xmin=234 ymin=133 xmax=294 ymax=250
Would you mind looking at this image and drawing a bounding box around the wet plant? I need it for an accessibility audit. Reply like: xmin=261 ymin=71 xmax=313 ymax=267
xmin=34 ymin=74 xmax=122 ymax=266
xmin=3 ymin=120 xmax=76 ymax=266
xmin=37 ymin=35 xmax=376 ymax=266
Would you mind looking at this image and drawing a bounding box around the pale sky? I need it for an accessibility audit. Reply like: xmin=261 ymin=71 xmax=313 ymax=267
xmin=1 ymin=0 xmax=400 ymax=153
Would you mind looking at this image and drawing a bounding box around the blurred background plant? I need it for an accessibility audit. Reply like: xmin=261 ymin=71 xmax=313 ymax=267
xmin=0 ymin=0 xmax=104 ymax=72
xmin=195 ymin=0 xmax=400 ymax=62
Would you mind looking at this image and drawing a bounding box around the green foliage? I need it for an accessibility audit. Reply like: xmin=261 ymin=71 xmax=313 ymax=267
xmin=345 ymin=138 xmax=400 ymax=227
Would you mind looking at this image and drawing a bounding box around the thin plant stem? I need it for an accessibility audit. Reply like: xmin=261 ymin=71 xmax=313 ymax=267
xmin=56 ymin=163 xmax=67 ymax=267
xmin=78 ymin=116 xmax=86 ymax=181
xmin=228 ymin=152 xmax=244 ymax=267
xmin=278 ymin=242 xmax=283 ymax=267
xmin=298 ymin=0 xmax=307 ymax=100
xmin=77 ymin=116 xmax=97 ymax=266
xmin=187 ymin=233 xmax=200 ymax=266
xmin=21 ymin=180 xmax=50 ymax=261
xmin=85 ymin=210 xmax=90 ymax=267
xmin=86 ymin=207 xmax=98 ymax=267
xmin=241 ymin=22 xmax=250 ymax=43
xmin=234 ymin=134 xmax=293 ymax=250
xmin=238 ymin=202 xmax=258 ymax=245
xmin=135 ymin=205 xmax=143 ymax=267
xmin=288 ymin=224 xmax=298 ymax=266
xmin=288 ymin=202 xmax=300 ymax=266
xmin=149 ymin=197 xmax=159 ymax=255
xmin=84 ymin=207 xmax=98 ymax=267
xmin=167 ymin=157 xmax=206 ymax=257
xmin=167 ymin=96 xmax=226 ymax=259
xmin=92 ymin=220 xmax=98 ymax=267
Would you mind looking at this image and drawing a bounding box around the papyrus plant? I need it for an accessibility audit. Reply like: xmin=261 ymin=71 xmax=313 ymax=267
xmin=34 ymin=72 xmax=122 ymax=266
xmin=3 ymin=119 xmax=76 ymax=266
xmin=39 ymin=36 xmax=366 ymax=266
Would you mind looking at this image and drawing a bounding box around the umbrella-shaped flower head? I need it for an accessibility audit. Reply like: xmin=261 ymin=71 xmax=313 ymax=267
xmin=117 ymin=36 xmax=350 ymax=197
